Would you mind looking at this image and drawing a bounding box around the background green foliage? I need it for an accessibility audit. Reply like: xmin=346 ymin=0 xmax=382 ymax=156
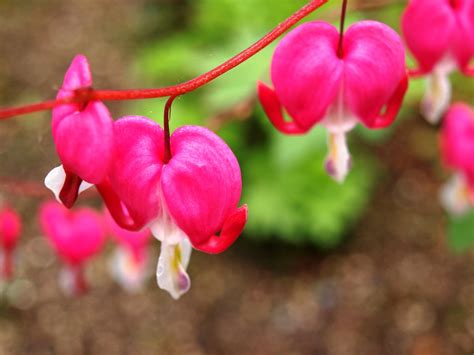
xmin=128 ymin=0 xmax=473 ymax=249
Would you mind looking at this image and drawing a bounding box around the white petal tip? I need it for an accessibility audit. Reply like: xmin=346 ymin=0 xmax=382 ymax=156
xmin=440 ymin=174 xmax=472 ymax=216
xmin=157 ymin=239 xmax=192 ymax=300
xmin=44 ymin=166 xmax=66 ymax=203
xmin=44 ymin=165 xmax=93 ymax=204
xmin=325 ymin=131 xmax=351 ymax=183
xmin=421 ymin=69 xmax=452 ymax=125
xmin=109 ymin=248 xmax=148 ymax=293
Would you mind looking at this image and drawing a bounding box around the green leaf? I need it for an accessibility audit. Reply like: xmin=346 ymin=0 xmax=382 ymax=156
xmin=448 ymin=212 xmax=474 ymax=253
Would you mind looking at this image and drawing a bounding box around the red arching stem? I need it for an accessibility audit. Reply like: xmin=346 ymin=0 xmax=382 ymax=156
xmin=0 ymin=0 xmax=328 ymax=120
xmin=163 ymin=96 xmax=177 ymax=164
xmin=337 ymin=0 xmax=349 ymax=58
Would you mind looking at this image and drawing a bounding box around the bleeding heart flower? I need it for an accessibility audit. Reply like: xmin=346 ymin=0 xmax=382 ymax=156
xmin=258 ymin=20 xmax=408 ymax=182
xmin=440 ymin=103 xmax=474 ymax=215
xmin=402 ymin=0 xmax=474 ymax=123
xmin=39 ymin=201 xmax=106 ymax=295
xmin=0 ymin=205 xmax=21 ymax=280
xmin=104 ymin=209 xmax=151 ymax=292
xmin=108 ymin=116 xmax=247 ymax=299
xmin=45 ymin=55 xmax=114 ymax=208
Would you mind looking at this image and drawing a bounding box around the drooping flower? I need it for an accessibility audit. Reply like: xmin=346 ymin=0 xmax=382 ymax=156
xmin=108 ymin=116 xmax=247 ymax=299
xmin=0 ymin=205 xmax=21 ymax=280
xmin=440 ymin=103 xmax=474 ymax=215
xmin=258 ymin=20 xmax=408 ymax=182
xmin=402 ymin=0 xmax=474 ymax=123
xmin=104 ymin=209 xmax=151 ymax=292
xmin=45 ymin=55 xmax=114 ymax=208
xmin=39 ymin=201 xmax=106 ymax=295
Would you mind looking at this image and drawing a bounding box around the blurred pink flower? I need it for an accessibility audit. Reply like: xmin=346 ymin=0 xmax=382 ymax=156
xmin=104 ymin=209 xmax=151 ymax=292
xmin=440 ymin=103 xmax=474 ymax=215
xmin=0 ymin=205 xmax=21 ymax=280
xmin=258 ymin=20 xmax=407 ymax=182
xmin=108 ymin=116 xmax=247 ymax=299
xmin=45 ymin=55 xmax=114 ymax=208
xmin=402 ymin=0 xmax=474 ymax=123
xmin=40 ymin=201 xmax=106 ymax=295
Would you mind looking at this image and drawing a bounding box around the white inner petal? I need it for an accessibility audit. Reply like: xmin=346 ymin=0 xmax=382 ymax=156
xmin=150 ymin=193 xmax=192 ymax=300
xmin=440 ymin=173 xmax=472 ymax=216
xmin=421 ymin=57 xmax=456 ymax=124
xmin=58 ymin=265 xmax=78 ymax=297
xmin=320 ymin=88 xmax=355 ymax=183
xmin=44 ymin=165 xmax=93 ymax=204
xmin=109 ymin=247 xmax=148 ymax=293
xmin=321 ymin=87 xmax=358 ymax=133
xmin=156 ymin=238 xmax=192 ymax=300
xmin=325 ymin=131 xmax=351 ymax=183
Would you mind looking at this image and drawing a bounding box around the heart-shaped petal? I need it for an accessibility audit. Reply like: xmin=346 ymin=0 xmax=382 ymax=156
xmin=161 ymin=126 xmax=244 ymax=250
xmin=344 ymin=21 xmax=406 ymax=128
xmin=441 ymin=103 xmax=474 ymax=175
xmin=270 ymin=21 xmax=343 ymax=131
xmin=109 ymin=116 xmax=164 ymax=228
xmin=39 ymin=202 xmax=106 ymax=266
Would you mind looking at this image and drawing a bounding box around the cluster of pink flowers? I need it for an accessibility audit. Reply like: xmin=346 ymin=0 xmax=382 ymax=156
xmin=0 ymin=201 xmax=152 ymax=296
xmin=402 ymin=0 xmax=474 ymax=123
xmin=0 ymin=0 xmax=472 ymax=298
xmin=258 ymin=20 xmax=408 ymax=182
xmin=44 ymin=56 xmax=248 ymax=299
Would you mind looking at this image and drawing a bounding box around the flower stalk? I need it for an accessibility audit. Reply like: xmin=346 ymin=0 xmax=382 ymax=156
xmin=0 ymin=0 xmax=328 ymax=120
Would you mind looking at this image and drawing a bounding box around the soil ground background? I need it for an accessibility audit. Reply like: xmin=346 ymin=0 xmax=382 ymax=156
xmin=1 ymin=1 xmax=474 ymax=354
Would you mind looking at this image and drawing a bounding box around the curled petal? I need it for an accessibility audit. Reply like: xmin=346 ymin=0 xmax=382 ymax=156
xmin=461 ymin=64 xmax=474 ymax=77
xmin=270 ymin=21 xmax=343 ymax=130
xmin=162 ymin=126 xmax=245 ymax=252
xmin=193 ymin=205 xmax=248 ymax=254
xmin=366 ymin=74 xmax=409 ymax=129
xmin=257 ymin=82 xmax=306 ymax=134
xmin=344 ymin=21 xmax=407 ymax=128
xmin=109 ymin=116 xmax=164 ymax=228
xmin=96 ymin=179 xmax=143 ymax=231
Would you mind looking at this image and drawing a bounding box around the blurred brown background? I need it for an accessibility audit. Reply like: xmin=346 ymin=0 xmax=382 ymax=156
xmin=1 ymin=1 xmax=474 ymax=354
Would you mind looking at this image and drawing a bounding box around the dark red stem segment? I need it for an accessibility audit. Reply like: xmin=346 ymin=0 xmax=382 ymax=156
xmin=59 ymin=171 xmax=83 ymax=209
xmin=337 ymin=0 xmax=349 ymax=58
xmin=73 ymin=266 xmax=88 ymax=296
xmin=163 ymin=96 xmax=177 ymax=164
xmin=2 ymin=249 xmax=13 ymax=280
xmin=0 ymin=0 xmax=328 ymax=120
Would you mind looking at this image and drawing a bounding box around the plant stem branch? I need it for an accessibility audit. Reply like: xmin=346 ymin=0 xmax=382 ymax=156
xmin=0 ymin=0 xmax=328 ymax=120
